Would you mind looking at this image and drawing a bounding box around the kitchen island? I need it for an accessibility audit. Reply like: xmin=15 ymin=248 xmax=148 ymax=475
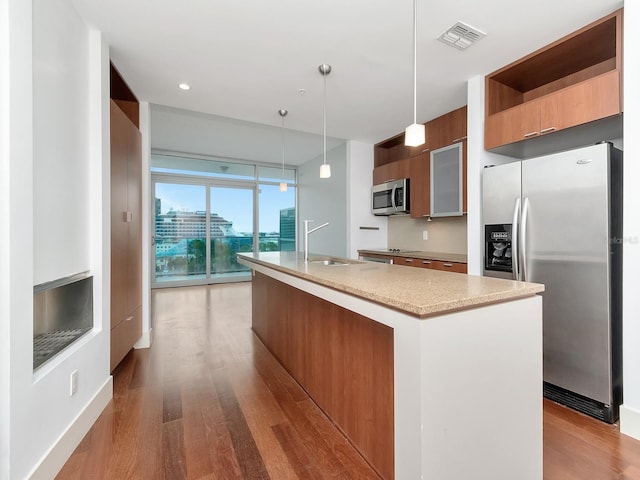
xmin=238 ymin=251 xmax=544 ymax=480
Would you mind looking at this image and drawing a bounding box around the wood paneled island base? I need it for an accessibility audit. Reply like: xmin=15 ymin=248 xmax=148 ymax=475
xmin=252 ymin=271 xmax=394 ymax=479
xmin=240 ymin=252 xmax=544 ymax=480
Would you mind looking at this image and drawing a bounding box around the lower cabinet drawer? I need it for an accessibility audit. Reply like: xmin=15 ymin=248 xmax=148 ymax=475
xmin=110 ymin=307 xmax=142 ymax=372
xmin=418 ymin=259 xmax=467 ymax=273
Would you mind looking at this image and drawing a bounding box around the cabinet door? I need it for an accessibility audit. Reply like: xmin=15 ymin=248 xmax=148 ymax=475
xmin=418 ymin=259 xmax=437 ymax=269
xmin=423 ymin=260 xmax=467 ymax=273
xmin=372 ymin=158 xmax=411 ymax=185
xmin=410 ymin=153 xmax=429 ymax=218
xmin=427 ymin=107 xmax=467 ymax=151
xmin=430 ymin=143 xmax=463 ymax=217
xmin=540 ymin=70 xmax=621 ymax=135
xmin=127 ymin=127 xmax=142 ymax=315
xmin=393 ymin=256 xmax=420 ymax=267
xmin=484 ymin=101 xmax=541 ymax=150
xmin=110 ymin=102 xmax=131 ymax=328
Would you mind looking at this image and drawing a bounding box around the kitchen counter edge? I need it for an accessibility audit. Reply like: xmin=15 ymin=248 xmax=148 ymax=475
xmin=238 ymin=252 xmax=544 ymax=319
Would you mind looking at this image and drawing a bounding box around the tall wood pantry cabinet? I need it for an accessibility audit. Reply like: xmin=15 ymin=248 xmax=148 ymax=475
xmin=110 ymin=99 xmax=142 ymax=372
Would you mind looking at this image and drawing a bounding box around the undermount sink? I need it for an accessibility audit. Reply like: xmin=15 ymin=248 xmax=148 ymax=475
xmin=308 ymin=259 xmax=351 ymax=266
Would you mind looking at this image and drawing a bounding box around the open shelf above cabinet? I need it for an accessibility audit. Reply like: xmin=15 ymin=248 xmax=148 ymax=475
xmin=484 ymin=8 xmax=623 ymax=153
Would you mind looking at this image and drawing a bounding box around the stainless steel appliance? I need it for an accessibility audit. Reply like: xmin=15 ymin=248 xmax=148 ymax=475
xmin=372 ymin=178 xmax=410 ymax=215
xmin=482 ymin=143 xmax=623 ymax=423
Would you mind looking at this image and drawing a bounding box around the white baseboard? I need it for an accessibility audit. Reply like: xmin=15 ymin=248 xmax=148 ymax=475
xmin=134 ymin=328 xmax=152 ymax=349
xmin=28 ymin=376 xmax=113 ymax=480
xmin=620 ymin=404 xmax=640 ymax=441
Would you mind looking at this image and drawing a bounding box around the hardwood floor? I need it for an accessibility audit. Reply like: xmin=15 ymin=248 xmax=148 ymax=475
xmin=57 ymin=282 xmax=640 ymax=479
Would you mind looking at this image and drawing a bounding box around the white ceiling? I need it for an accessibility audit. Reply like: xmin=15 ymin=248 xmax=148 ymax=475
xmin=72 ymin=0 xmax=623 ymax=164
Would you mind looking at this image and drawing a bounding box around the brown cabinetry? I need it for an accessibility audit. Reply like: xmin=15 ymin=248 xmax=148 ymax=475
xmin=373 ymin=107 xmax=467 ymax=218
xmin=110 ymin=99 xmax=142 ymax=372
xmin=420 ymin=259 xmax=467 ymax=274
xmin=372 ymin=157 xmax=411 ymax=185
xmin=383 ymin=255 xmax=468 ymax=273
xmin=426 ymin=106 xmax=467 ymax=151
xmin=485 ymin=9 xmax=623 ymax=151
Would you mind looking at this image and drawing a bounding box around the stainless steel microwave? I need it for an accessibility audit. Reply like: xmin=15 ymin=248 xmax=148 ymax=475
xmin=372 ymin=178 xmax=410 ymax=215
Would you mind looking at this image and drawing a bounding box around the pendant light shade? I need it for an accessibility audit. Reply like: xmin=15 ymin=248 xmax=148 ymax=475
xmin=405 ymin=0 xmax=425 ymax=147
xmin=405 ymin=122 xmax=425 ymax=147
xmin=319 ymin=163 xmax=331 ymax=178
xmin=278 ymin=109 xmax=288 ymax=192
xmin=318 ymin=63 xmax=332 ymax=179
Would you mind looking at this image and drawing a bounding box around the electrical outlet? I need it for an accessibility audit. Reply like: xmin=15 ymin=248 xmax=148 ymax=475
xmin=70 ymin=370 xmax=78 ymax=396
xmin=423 ymin=230 xmax=428 ymax=240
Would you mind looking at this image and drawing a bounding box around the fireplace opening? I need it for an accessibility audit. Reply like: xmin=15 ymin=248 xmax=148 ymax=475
xmin=33 ymin=272 xmax=93 ymax=370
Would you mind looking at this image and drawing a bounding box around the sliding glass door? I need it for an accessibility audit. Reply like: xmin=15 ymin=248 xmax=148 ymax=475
xmin=153 ymin=181 xmax=256 ymax=286
xmin=151 ymin=153 xmax=297 ymax=288
xmin=209 ymin=186 xmax=254 ymax=279
xmin=154 ymin=182 xmax=208 ymax=283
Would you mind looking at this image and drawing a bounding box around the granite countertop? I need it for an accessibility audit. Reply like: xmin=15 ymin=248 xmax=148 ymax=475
xmin=357 ymin=249 xmax=468 ymax=264
xmin=238 ymin=252 xmax=544 ymax=319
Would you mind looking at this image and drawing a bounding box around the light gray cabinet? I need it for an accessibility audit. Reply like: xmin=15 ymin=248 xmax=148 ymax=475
xmin=430 ymin=142 xmax=463 ymax=217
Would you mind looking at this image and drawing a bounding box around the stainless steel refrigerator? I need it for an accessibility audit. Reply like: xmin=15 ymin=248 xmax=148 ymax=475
xmin=482 ymin=143 xmax=623 ymax=423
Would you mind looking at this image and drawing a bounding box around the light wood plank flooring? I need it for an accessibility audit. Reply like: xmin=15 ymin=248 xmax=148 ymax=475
xmin=57 ymin=282 xmax=640 ymax=479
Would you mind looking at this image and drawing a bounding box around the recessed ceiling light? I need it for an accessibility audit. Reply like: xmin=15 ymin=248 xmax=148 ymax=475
xmin=178 ymin=83 xmax=191 ymax=91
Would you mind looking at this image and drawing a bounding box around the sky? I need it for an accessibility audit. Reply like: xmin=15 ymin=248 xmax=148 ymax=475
xmin=155 ymin=182 xmax=295 ymax=233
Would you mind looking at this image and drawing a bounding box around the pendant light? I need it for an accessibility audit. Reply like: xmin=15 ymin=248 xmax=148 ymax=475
xmin=278 ymin=109 xmax=288 ymax=192
xmin=318 ymin=63 xmax=332 ymax=179
xmin=405 ymin=0 xmax=425 ymax=147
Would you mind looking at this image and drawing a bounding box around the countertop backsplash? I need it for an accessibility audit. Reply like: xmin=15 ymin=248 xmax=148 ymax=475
xmin=387 ymin=215 xmax=467 ymax=254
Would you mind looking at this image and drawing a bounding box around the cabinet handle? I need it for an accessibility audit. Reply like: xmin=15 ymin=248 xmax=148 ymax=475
xmin=523 ymin=131 xmax=540 ymax=138
xmin=405 ymin=258 xmax=413 ymax=262
xmin=123 ymin=211 xmax=133 ymax=222
xmin=422 ymin=148 xmax=430 ymax=153
xmin=540 ymin=127 xmax=556 ymax=134
xmin=422 ymin=260 xmax=431 ymax=264
xmin=460 ymin=136 xmax=468 ymax=140
xmin=443 ymin=263 xmax=454 ymax=267
xmin=125 ymin=315 xmax=134 ymax=322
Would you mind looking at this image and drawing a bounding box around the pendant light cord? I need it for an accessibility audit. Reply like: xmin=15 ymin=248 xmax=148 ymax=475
xmin=412 ymin=0 xmax=417 ymax=125
xmin=281 ymin=114 xmax=285 ymax=175
xmin=323 ymin=71 xmax=327 ymax=166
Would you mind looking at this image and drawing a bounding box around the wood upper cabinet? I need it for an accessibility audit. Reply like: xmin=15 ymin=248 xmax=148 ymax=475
xmin=484 ymin=9 xmax=622 ymax=151
xmin=485 ymin=71 xmax=621 ymax=150
xmin=485 ymin=101 xmax=541 ymax=150
xmin=372 ymin=158 xmax=411 ymax=185
xmin=409 ymin=153 xmax=429 ymax=218
xmin=373 ymin=107 xmax=467 ymax=218
xmin=427 ymin=106 xmax=467 ymax=152
xmin=539 ymin=70 xmax=620 ymax=133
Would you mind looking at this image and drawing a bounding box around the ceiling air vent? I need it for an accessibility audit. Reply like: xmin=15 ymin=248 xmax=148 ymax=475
xmin=438 ymin=21 xmax=486 ymax=50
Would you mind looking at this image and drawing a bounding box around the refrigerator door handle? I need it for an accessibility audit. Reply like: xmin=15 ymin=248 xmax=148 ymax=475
xmin=521 ymin=197 xmax=530 ymax=282
xmin=512 ymin=197 xmax=520 ymax=281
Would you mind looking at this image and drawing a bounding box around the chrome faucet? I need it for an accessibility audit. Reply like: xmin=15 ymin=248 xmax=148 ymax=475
xmin=303 ymin=220 xmax=329 ymax=262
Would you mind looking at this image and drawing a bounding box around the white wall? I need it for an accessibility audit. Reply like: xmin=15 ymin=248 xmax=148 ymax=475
xmin=621 ymin=0 xmax=640 ymax=440
xmin=0 ymin=0 xmax=28 ymax=477
xmin=298 ymin=143 xmax=348 ymax=258
xmin=0 ymin=1 xmax=113 ymax=478
xmin=346 ymin=141 xmax=387 ymax=259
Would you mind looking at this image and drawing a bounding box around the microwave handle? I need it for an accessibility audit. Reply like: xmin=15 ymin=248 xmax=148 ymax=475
xmin=391 ymin=186 xmax=397 ymax=210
